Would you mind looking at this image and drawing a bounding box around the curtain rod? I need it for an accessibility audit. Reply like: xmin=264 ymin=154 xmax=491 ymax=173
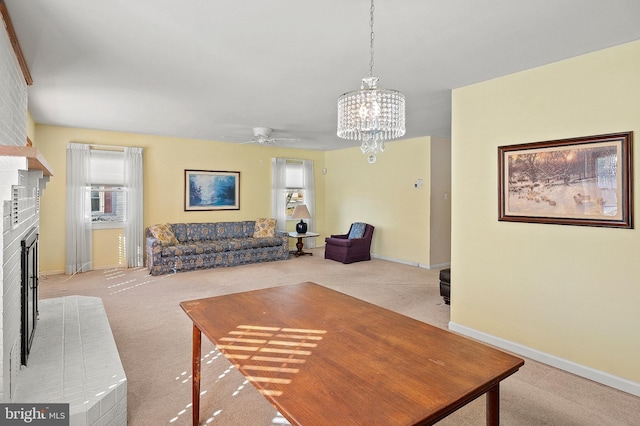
xmin=69 ymin=142 xmax=143 ymax=151
xmin=85 ymin=143 xmax=143 ymax=151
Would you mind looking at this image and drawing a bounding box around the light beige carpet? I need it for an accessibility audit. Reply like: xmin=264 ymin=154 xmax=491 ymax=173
xmin=39 ymin=249 xmax=639 ymax=425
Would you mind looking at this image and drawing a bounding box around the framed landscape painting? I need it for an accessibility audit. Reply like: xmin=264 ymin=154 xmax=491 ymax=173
xmin=184 ymin=170 xmax=240 ymax=211
xmin=498 ymin=132 xmax=633 ymax=228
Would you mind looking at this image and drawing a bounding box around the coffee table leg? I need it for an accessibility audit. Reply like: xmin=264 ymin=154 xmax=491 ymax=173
xmin=192 ymin=324 xmax=202 ymax=426
xmin=486 ymin=383 xmax=499 ymax=425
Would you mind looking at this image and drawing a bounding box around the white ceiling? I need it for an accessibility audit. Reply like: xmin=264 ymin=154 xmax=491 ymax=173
xmin=5 ymin=0 xmax=640 ymax=151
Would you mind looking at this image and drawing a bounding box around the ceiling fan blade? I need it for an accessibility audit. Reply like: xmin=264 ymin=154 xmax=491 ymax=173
xmin=222 ymin=128 xmax=301 ymax=146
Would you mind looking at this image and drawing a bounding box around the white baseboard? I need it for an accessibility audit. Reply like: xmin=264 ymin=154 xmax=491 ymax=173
xmin=41 ymin=264 xmax=129 ymax=276
xmin=40 ymin=269 xmax=64 ymax=276
xmin=371 ymin=254 xmax=450 ymax=270
xmin=427 ymin=262 xmax=451 ymax=270
xmin=449 ymin=321 xmax=640 ymax=398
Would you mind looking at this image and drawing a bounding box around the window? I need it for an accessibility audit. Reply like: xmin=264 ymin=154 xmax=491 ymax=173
xmin=67 ymin=143 xmax=144 ymax=271
xmin=272 ymin=158 xmax=314 ymax=239
xmin=285 ymin=160 xmax=304 ymax=218
xmin=91 ymin=186 xmax=126 ymax=223
xmin=90 ymin=149 xmax=126 ymax=228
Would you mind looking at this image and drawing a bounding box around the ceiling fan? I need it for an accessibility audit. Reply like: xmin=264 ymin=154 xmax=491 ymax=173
xmin=238 ymin=127 xmax=300 ymax=145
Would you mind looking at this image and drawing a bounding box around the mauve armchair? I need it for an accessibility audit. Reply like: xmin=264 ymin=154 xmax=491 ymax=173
xmin=324 ymin=223 xmax=375 ymax=264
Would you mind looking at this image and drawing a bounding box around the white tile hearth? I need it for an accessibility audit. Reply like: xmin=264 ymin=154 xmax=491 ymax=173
xmin=14 ymin=296 xmax=127 ymax=426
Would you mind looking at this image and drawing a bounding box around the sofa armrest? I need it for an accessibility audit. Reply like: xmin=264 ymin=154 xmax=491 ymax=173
xmin=146 ymin=236 xmax=164 ymax=272
xmin=275 ymin=231 xmax=289 ymax=246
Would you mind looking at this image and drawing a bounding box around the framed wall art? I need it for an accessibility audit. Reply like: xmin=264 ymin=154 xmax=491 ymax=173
xmin=498 ymin=132 xmax=633 ymax=228
xmin=184 ymin=170 xmax=240 ymax=211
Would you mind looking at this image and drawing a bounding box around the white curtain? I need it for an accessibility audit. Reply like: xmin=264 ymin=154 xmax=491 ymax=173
xmin=124 ymin=147 xmax=144 ymax=267
xmin=271 ymin=158 xmax=287 ymax=230
xmin=65 ymin=143 xmax=92 ymax=274
xmin=302 ymin=160 xmax=316 ymax=248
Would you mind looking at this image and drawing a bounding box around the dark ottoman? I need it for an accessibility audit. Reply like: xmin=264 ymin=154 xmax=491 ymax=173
xmin=439 ymin=268 xmax=450 ymax=305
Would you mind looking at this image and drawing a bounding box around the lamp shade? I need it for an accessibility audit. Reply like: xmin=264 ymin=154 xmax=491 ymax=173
xmin=292 ymin=204 xmax=310 ymax=233
xmin=292 ymin=204 xmax=311 ymax=220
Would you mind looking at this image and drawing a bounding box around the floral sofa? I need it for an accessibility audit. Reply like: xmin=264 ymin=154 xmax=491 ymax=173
xmin=146 ymin=219 xmax=289 ymax=275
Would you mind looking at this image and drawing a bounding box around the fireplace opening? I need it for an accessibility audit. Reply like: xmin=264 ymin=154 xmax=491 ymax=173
xmin=21 ymin=227 xmax=39 ymax=366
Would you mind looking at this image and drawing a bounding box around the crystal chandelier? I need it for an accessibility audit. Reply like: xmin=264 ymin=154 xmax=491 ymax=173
xmin=337 ymin=0 xmax=406 ymax=163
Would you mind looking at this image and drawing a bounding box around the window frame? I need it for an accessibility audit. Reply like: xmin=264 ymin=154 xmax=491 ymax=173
xmin=284 ymin=160 xmax=305 ymax=220
xmin=89 ymin=149 xmax=127 ymax=229
xmin=90 ymin=185 xmax=126 ymax=229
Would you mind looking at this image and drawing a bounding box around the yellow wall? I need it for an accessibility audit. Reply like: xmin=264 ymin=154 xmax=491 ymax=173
xmin=93 ymin=229 xmax=125 ymax=269
xmin=33 ymin=125 xmax=445 ymax=273
xmin=324 ymin=137 xmax=433 ymax=266
xmin=33 ymin=126 xmax=326 ymax=273
xmin=451 ymin=40 xmax=640 ymax=384
xmin=26 ymin=111 xmax=35 ymax=141
xmin=429 ymin=136 xmax=451 ymax=266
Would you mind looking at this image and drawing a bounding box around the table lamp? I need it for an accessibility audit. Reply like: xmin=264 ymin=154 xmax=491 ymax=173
xmin=292 ymin=204 xmax=311 ymax=234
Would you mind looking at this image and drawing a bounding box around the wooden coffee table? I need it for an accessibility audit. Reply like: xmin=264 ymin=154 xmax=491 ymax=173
xmin=180 ymin=282 xmax=523 ymax=425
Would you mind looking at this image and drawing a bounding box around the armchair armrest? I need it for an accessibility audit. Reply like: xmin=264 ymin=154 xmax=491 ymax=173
xmin=324 ymin=237 xmax=353 ymax=247
xmin=326 ymin=236 xmax=370 ymax=246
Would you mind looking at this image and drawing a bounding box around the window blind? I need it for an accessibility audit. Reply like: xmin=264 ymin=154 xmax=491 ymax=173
xmin=90 ymin=150 xmax=124 ymax=185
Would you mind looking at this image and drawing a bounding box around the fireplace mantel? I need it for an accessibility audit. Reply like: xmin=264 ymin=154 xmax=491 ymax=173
xmin=0 ymin=146 xmax=54 ymax=176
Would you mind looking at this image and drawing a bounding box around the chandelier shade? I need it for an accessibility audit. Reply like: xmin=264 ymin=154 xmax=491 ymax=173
xmin=337 ymin=77 xmax=406 ymax=143
xmin=336 ymin=0 xmax=406 ymax=163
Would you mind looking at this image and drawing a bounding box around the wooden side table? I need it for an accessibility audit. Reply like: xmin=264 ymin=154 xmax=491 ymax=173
xmin=288 ymin=231 xmax=319 ymax=257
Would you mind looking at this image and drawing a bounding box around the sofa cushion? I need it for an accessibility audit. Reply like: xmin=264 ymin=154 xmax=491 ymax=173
xmin=171 ymin=223 xmax=188 ymax=242
xmin=148 ymin=224 xmax=178 ymax=246
xmin=185 ymin=223 xmax=217 ymax=242
xmin=254 ymin=236 xmax=285 ymax=247
xmin=216 ymin=221 xmax=255 ymax=239
xmin=227 ymin=237 xmax=283 ymax=250
xmin=348 ymin=222 xmax=367 ymax=239
xmin=162 ymin=241 xmax=230 ymax=257
xmin=161 ymin=237 xmax=284 ymax=257
xmin=253 ymin=218 xmax=276 ymax=238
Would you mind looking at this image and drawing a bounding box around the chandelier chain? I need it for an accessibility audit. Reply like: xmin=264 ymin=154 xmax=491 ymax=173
xmin=336 ymin=0 xmax=406 ymax=163
xmin=369 ymin=0 xmax=375 ymax=78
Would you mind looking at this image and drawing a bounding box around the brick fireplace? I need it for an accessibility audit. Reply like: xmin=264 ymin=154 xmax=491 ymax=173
xmin=0 ymin=151 xmax=52 ymax=400
xmin=1 ymin=11 xmax=127 ymax=425
xmin=0 ymin=6 xmax=52 ymax=400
